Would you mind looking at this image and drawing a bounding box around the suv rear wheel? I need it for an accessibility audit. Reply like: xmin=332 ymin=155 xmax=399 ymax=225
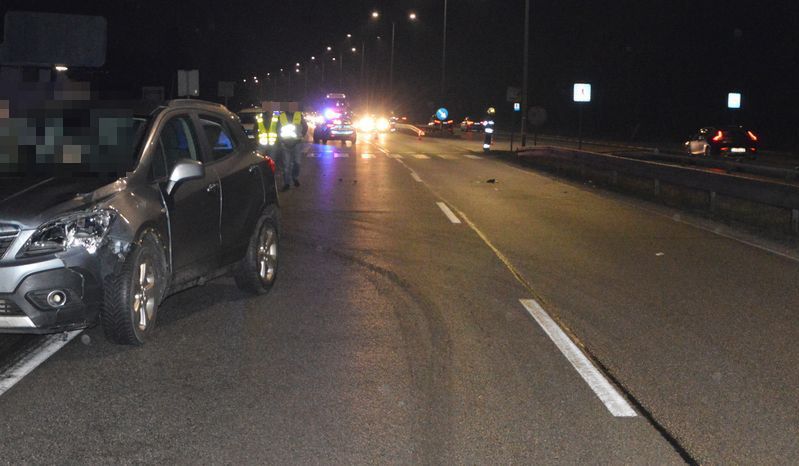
xmin=235 ymin=208 xmax=279 ymax=294
xmin=102 ymin=230 xmax=167 ymax=345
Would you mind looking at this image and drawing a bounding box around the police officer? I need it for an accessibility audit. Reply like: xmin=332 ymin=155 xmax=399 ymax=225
xmin=276 ymin=108 xmax=308 ymax=191
xmin=483 ymin=107 xmax=496 ymax=152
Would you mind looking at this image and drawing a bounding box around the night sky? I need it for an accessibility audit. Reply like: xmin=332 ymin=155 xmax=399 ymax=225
xmin=2 ymin=1 xmax=798 ymax=148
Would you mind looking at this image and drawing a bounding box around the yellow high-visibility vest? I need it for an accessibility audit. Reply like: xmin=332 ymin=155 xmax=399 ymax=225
xmin=278 ymin=111 xmax=303 ymax=141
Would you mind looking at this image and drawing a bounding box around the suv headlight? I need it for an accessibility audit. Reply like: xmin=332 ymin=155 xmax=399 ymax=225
xmin=20 ymin=209 xmax=116 ymax=257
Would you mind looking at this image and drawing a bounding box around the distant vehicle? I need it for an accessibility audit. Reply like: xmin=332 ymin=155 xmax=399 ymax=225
xmin=459 ymin=117 xmax=484 ymax=133
xmin=313 ymin=93 xmax=352 ymax=143
xmin=428 ymin=115 xmax=454 ymax=134
xmin=0 ymin=100 xmax=280 ymax=345
xmin=685 ymin=126 xmax=759 ymax=157
xmin=389 ymin=115 xmax=408 ymax=132
xmin=356 ymin=115 xmax=390 ymax=133
xmin=322 ymin=117 xmax=357 ymax=145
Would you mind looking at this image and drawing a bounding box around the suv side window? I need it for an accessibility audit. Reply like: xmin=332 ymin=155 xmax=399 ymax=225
xmin=151 ymin=115 xmax=200 ymax=180
xmin=199 ymin=114 xmax=237 ymax=162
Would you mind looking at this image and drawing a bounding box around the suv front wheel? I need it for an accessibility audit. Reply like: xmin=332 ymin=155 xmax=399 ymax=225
xmin=102 ymin=230 xmax=167 ymax=345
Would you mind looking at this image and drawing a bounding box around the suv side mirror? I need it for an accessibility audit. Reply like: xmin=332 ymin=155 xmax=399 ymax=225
xmin=166 ymin=159 xmax=205 ymax=196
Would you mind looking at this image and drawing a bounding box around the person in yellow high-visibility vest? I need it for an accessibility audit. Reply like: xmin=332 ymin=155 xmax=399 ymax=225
xmin=276 ymin=110 xmax=308 ymax=191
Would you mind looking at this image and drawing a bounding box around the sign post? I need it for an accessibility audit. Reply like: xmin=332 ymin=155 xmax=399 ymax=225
xmin=573 ymin=83 xmax=591 ymax=150
xmin=727 ymin=92 xmax=741 ymax=124
xmin=218 ymin=81 xmax=235 ymax=107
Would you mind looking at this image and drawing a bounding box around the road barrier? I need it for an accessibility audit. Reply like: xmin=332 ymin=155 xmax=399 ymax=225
xmin=516 ymin=146 xmax=799 ymax=236
xmin=394 ymin=123 xmax=425 ymax=140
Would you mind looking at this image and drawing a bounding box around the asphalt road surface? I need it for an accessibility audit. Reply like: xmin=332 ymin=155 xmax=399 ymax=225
xmin=1 ymin=131 xmax=798 ymax=464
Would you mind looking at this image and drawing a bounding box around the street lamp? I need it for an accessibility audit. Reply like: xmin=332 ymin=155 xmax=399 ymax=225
xmin=371 ymin=10 xmax=418 ymax=97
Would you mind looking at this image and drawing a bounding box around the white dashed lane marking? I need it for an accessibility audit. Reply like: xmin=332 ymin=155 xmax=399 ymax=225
xmin=436 ymin=202 xmax=462 ymax=224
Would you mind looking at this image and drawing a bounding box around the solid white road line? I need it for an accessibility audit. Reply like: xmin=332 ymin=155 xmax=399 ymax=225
xmin=413 ymin=154 xmax=430 ymax=159
xmin=410 ymin=171 xmax=423 ymax=182
xmin=519 ymin=299 xmax=637 ymax=417
xmin=436 ymin=202 xmax=462 ymax=224
xmin=463 ymin=154 xmax=481 ymax=159
xmin=436 ymin=153 xmax=457 ymax=160
xmin=0 ymin=331 xmax=81 ymax=397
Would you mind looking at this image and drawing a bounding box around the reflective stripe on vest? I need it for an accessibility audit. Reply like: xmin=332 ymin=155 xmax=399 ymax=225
xmin=278 ymin=112 xmax=303 ymax=140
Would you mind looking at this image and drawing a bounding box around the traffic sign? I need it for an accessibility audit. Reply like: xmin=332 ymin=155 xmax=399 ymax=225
xmin=728 ymin=92 xmax=741 ymax=109
xmin=513 ymin=103 xmax=521 ymax=112
xmin=506 ymin=86 xmax=521 ymax=103
xmin=436 ymin=107 xmax=449 ymax=120
xmin=573 ymin=83 xmax=591 ymax=102
xmin=178 ymin=69 xmax=199 ymax=97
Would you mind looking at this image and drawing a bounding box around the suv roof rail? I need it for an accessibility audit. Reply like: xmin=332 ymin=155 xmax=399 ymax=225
xmin=166 ymin=99 xmax=227 ymax=110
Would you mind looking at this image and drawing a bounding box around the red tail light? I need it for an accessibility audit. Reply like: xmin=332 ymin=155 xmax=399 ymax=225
xmin=712 ymin=130 xmax=723 ymax=142
xmin=747 ymin=130 xmax=758 ymax=141
xmin=265 ymin=156 xmax=276 ymax=173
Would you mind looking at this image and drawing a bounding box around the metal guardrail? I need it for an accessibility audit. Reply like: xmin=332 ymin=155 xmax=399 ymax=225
xmin=517 ymin=146 xmax=799 ymax=234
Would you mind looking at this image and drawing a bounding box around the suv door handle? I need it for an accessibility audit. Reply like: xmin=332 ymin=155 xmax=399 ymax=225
xmin=206 ymin=182 xmax=219 ymax=193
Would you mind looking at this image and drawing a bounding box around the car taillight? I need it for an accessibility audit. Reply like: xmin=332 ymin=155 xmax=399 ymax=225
xmin=747 ymin=130 xmax=758 ymax=141
xmin=712 ymin=130 xmax=723 ymax=142
xmin=265 ymin=156 xmax=276 ymax=173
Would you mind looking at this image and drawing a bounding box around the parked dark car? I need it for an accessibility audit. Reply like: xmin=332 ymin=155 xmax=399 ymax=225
xmin=0 ymin=99 xmax=280 ymax=345
xmin=427 ymin=115 xmax=454 ymax=134
xmin=684 ymin=126 xmax=759 ymax=157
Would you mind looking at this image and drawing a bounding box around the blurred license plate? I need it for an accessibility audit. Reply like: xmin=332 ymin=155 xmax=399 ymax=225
xmin=731 ymin=148 xmax=746 ymax=153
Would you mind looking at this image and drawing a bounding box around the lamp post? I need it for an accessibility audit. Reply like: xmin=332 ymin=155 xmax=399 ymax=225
xmin=520 ymin=0 xmax=531 ymax=147
xmin=371 ymin=10 xmax=417 ymax=98
xmin=441 ymin=0 xmax=448 ymax=99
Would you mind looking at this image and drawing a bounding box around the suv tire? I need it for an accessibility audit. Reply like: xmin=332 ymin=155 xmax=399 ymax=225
xmin=102 ymin=230 xmax=167 ymax=345
xmin=234 ymin=208 xmax=279 ymax=294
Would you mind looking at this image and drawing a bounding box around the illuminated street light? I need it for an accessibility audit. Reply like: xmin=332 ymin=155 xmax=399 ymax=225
xmin=371 ymin=11 xmax=380 ymax=19
xmin=351 ymin=47 xmax=357 ymax=53
xmin=409 ymin=12 xmax=417 ymax=20
xmin=295 ymin=62 xmax=300 ymax=67
xmin=54 ymin=65 xmax=69 ymax=72
xmin=326 ymin=46 xmax=332 ymax=51
xmin=346 ymin=33 xmax=352 ymax=38
xmin=311 ymin=56 xmax=316 ymax=60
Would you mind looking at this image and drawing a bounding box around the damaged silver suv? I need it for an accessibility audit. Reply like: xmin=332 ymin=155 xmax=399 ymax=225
xmin=0 ymin=99 xmax=280 ymax=344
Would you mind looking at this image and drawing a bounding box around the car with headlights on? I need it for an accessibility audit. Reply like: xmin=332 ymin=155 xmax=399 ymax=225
xmin=684 ymin=126 xmax=759 ymax=158
xmin=0 ymin=99 xmax=280 ymax=345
